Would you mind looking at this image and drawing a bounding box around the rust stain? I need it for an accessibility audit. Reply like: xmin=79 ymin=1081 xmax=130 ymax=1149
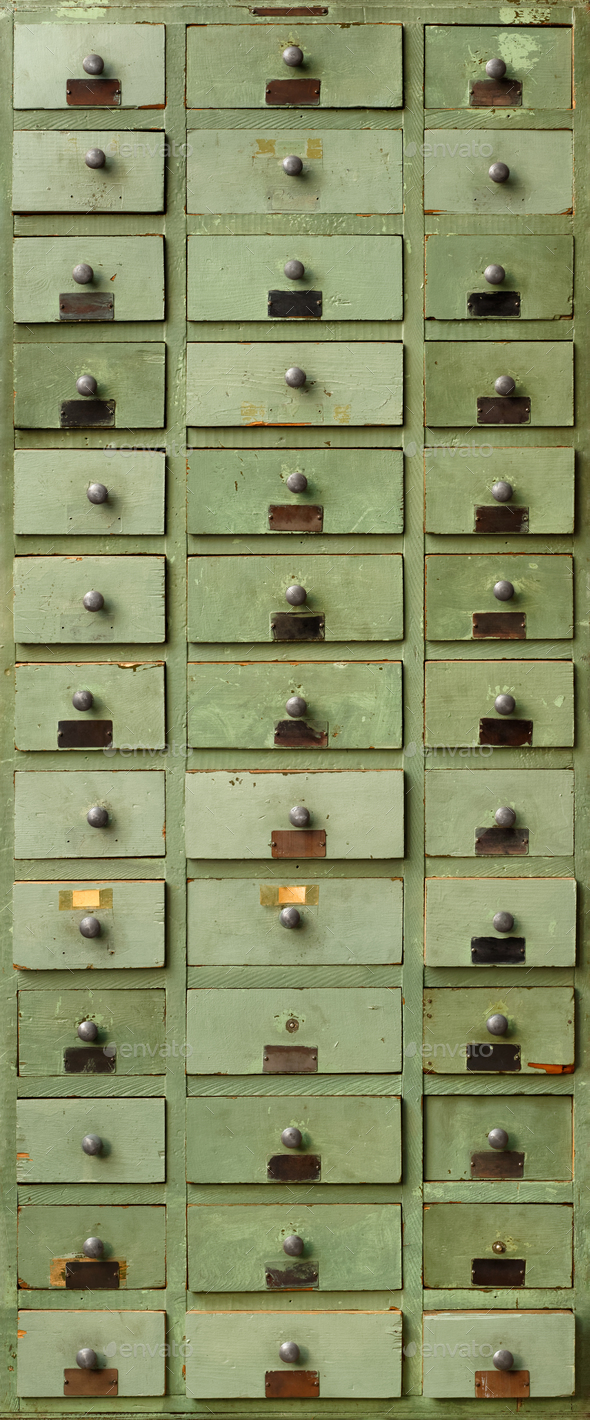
xmin=17 ymin=1331 xmax=26 ymax=1338
xmin=527 ymin=1062 xmax=575 ymax=1074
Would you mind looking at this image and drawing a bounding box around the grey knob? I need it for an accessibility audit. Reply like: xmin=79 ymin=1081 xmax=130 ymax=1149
xmin=80 ymin=916 xmax=101 ymax=939
xmin=76 ymin=1348 xmax=98 ymax=1369
xmin=493 ymin=580 xmax=514 ymax=601
xmin=284 ymin=259 xmax=305 ymax=280
xmin=486 ymin=57 xmax=507 ymax=79
xmin=283 ymin=45 xmax=304 ymax=66
xmin=494 ymin=694 xmax=515 ymax=715
xmin=83 ymin=590 xmax=104 ymax=611
xmin=279 ymin=1341 xmax=300 ymax=1364
xmin=285 ymin=584 xmax=307 ymax=606
xmin=286 ymin=470 xmax=307 ymax=492
xmin=281 ymin=1126 xmax=302 ymax=1148
xmin=84 ymin=148 xmax=106 ymax=169
xmin=280 ymin=906 xmax=301 ymax=929
xmin=283 ymin=1235 xmax=304 ymax=1256
xmin=285 ymin=366 xmax=306 ymax=388
xmin=76 ymin=374 xmax=97 ymax=396
xmin=489 ymin=161 xmax=510 ymax=183
xmin=87 ymin=806 xmax=108 ymax=828
xmin=492 ymin=480 xmax=513 ymax=502
xmin=81 ymin=1134 xmax=102 ymax=1156
xmin=493 ymin=1350 xmax=514 ymax=1372
xmin=72 ymin=263 xmax=94 ymax=284
xmin=282 ymin=155 xmax=303 ymax=176
xmin=487 ymin=1013 xmax=509 ymax=1036
xmin=493 ymin=911 xmax=514 ymax=934
xmin=87 ymin=483 xmax=108 ymax=505
xmin=484 ymin=264 xmax=505 ymax=285
xmin=83 ymin=1237 xmax=104 ymax=1258
xmin=488 ymin=1127 xmax=509 ymax=1151
xmin=495 ymin=806 xmax=516 ymax=828
xmin=494 ymin=375 xmax=515 ymax=397
xmin=83 ymin=54 xmax=104 ymax=75
xmin=289 ymin=805 xmax=310 ymax=828
xmin=286 ymin=696 xmax=307 ymax=717
xmin=77 ymin=1020 xmax=98 ymax=1042
xmin=72 ymin=689 xmax=93 ymax=711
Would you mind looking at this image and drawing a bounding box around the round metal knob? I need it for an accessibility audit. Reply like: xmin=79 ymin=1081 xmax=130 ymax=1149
xmin=489 ymin=161 xmax=510 ymax=184
xmin=79 ymin=916 xmax=101 ymax=939
xmin=488 ymin=1127 xmax=509 ymax=1151
xmin=285 ymin=584 xmax=307 ymax=606
xmin=492 ymin=1240 xmax=506 ymax=1254
xmin=286 ymin=470 xmax=307 ymax=492
xmin=494 ymin=375 xmax=515 ymax=397
xmin=284 ymin=259 xmax=305 ymax=280
xmin=72 ymin=689 xmax=94 ymax=711
xmin=484 ymin=263 xmax=505 ymax=285
xmin=494 ymin=694 xmax=515 ymax=716
xmin=279 ymin=1341 xmax=300 ymax=1364
xmin=83 ymin=54 xmax=105 ymax=75
xmin=493 ymin=911 xmax=514 ymax=934
xmin=83 ymin=1237 xmax=104 ymax=1258
xmin=289 ymin=805 xmax=310 ymax=828
xmin=492 ymin=480 xmax=513 ymax=502
xmin=493 ymin=580 xmax=514 ymax=601
xmin=486 ymin=1013 xmax=509 ymax=1036
xmin=486 ymin=57 xmax=507 ymax=79
xmin=495 ymin=806 xmax=516 ymax=828
xmin=282 ymin=155 xmax=303 ymax=176
xmin=81 ymin=1134 xmax=102 ymax=1156
xmin=83 ymin=590 xmax=105 ymax=612
xmin=87 ymin=483 xmax=108 ymax=505
xmin=283 ymin=1235 xmax=304 ymax=1257
xmin=77 ymin=1020 xmax=98 ymax=1042
xmin=280 ymin=906 xmax=301 ymax=929
xmin=84 ymin=149 xmax=106 ymax=169
xmin=283 ymin=45 xmax=304 ymax=67
xmin=72 ymin=263 xmax=94 ymax=285
xmin=76 ymin=374 xmax=97 ymax=397
xmin=87 ymin=806 xmax=108 ymax=828
xmin=286 ymin=696 xmax=307 ymax=717
xmin=285 ymin=366 xmax=306 ymax=388
xmin=281 ymin=1126 xmax=302 ymax=1149
xmin=493 ymin=1349 xmax=514 ymax=1372
xmin=76 ymin=1347 xmax=98 ymax=1369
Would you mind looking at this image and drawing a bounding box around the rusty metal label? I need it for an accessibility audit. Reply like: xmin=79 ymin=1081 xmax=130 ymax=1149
xmin=265 ymin=1260 xmax=319 ymax=1289
xmin=475 ymin=1370 xmax=529 ymax=1398
xmin=263 ymin=1044 xmax=318 ymax=1072
xmin=268 ymin=289 xmax=322 ymax=317
xmin=59 ymin=292 xmax=114 ymax=322
xmin=266 ymin=79 xmax=321 ymax=104
xmin=468 ymin=290 xmax=520 ymax=318
xmin=64 ymin=1046 xmax=115 ymax=1075
xmin=57 ymin=720 xmax=113 ymax=749
xmin=65 ymin=1258 xmax=120 ymax=1289
xmin=267 ymin=1153 xmax=321 ymax=1182
xmin=474 ymin=505 xmax=529 ymax=534
xmin=477 ymin=396 xmax=531 ymax=425
xmin=475 ymin=826 xmax=529 ymax=856
xmin=471 ymin=1256 xmax=526 ymax=1286
xmin=471 ymin=1150 xmax=525 ymax=1179
xmin=66 ymin=78 xmax=121 ymax=105
xmin=60 ymin=399 xmax=115 ymax=429
xmin=265 ymin=1371 xmax=320 ymax=1398
xmin=268 ymin=505 xmax=324 ymax=532
xmin=63 ymin=1369 xmax=118 ymax=1397
xmin=274 ymin=719 xmax=328 ymax=748
xmin=470 ymin=78 xmax=523 ymax=107
xmin=479 ymin=718 xmax=533 ymax=747
xmin=271 ymin=612 xmax=325 ymax=641
xmin=466 ymin=1042 xmax=521 ymax=1072
xmin=271 ymin=829 xmax=326 ymax=858
xmin=471 ymin=937 xmax=526 ymax=965
xmin=472 ymin=612 xmax=526 ymax=639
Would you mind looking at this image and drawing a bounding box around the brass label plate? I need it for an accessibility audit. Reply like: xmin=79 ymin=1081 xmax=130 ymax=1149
xmin=475 ymin=1370 xmax=529 ymax=1398
xmin=268 ymin=504 xmax=324 ymax=532
xmin=471 ymin=1151 xmax=525 ymax=1179
xmin=267 ymin=1153 xmax=321 ymax=1182
xmin=474 ymin=505 xmax=529 ymax=534
xmin=470 ymin=937 xmax=526 ymax=965
xmin=271 ymin=829 xmax=326 ymax=858
xmin=475 ymin=826 xmax=529 ymax=856
xmin=477 ymin=396 xmax=531 ymax=425
xmin=57 ymin=720 xmax=113 ymax=749
xmin=59 ymin=292 xmax=114 ymax=322
xmin=263 ymin=1044 xmax=318 ymax=1072
xmin=66 ymin=78 xmax=121 ymax=105
xmin=265 ymin=1260 xmax=319 ymax=1289
xmin=466 ymin=1043 xmax=521 ymax=1072
xmin=60 ymin=399 xmax=115 ymax=429
xmin=472 ymin=612 xmax=526 ymax=639
xmin=265 ymin=1370 xmax=320 ymax=1398
xmin=266 ymin=78 xmax=321 ymax=104
xmin=65 ymin=1258 xmax=120 ymax=1289
xmin=478 ymin=718 xmax=533 ymax=747
xmin=470 ymin=78 xmax=523 ymax=107
xmin=63 ymin=1369 xmax=118 ymax=1396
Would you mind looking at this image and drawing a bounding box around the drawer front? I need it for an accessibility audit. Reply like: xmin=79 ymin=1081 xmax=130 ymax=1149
xmin=13 ymin=131 xmax=165 ymax=212
xmin=18 ymin=989 xmax=166 ymax=1076
xmin=424 ymin=660 xmax=574 ymax=748
xmin=187 ymin=1095 xmax=402 ymax=1184
xmin=188 ymin=661 xmax=403 ymax=749
xmin=14 ymin=771 xmax=166 ymax=859
xmin=187 ymin=449 xmax=404 ymax=536
xmin=14 ymin=557 xmax=165 ymax=644
xmin=186 ymin=988 xmax=402 ymax=1074
xmin=14 ymin=23 xmax=165 ymax=108
xmin=423 ymin=1311 xmax=574 ymax=1398
xmin=425 ymin=769 xmax=574 ymax=858
xmin=423 ymin=1203 xmax=572 ymax=1289
xmin=14 ymin=238 xmax=164 ymax=324
xmin=16 ymin=1098 xmax=165 ymax=1182
xmin=425 ymin=343 xmax=573 ymax=427
xmin=425 ymin=26 xmax=572 ymax=109
xmin=188 ymin=1203 xmax=401 ymax=1293
xmin=423 ymin=987 xmax=574 ymax=1075
xmin=185 ymin=1311 xmax=402 ymax=1399
xmin=15 ymin=662 xmax=165 ymax=750
xmin=425 ymin=877 xmax=576 ymax=968
xmin=187 ymin=878 xmax=403 ymax=966
xmin=14 ymin=343 xmax=165 ymax=429
xmin=13 ymin=880 xmax=165 ymax=971
xmin=185 ymin=770 xmax=404 ymax=859
xmin=18 ymin=1204 xmax=166 ymax=1289
xmin=187 ymin=236 xmax=403 ymax=322
xmin=424 ymin=1095 xmax=573 ymax=1181
xmin=424 ymin=131 xmax=572 ymax=215
xmin=425 ymin=555 xmax=573 ymax=641
xmin=186 ymin=24 xmax=403 ymax=109
xmin=424 ymin=447 xmax=575 ymax=535
xmin=425 ymin=236 xmax=573 ymax=321
xmin=186 ymin=343 xmax=403 ymax=426
xmin=14 ymin=450 xmax=165 ymax=535
xmin=17 ymin=1310 xmax=165 ymax=1397
xmin=188 ymin=556 xmax=403 ymax=643
xmin=187 ymin=130 xmax=403 ymax=215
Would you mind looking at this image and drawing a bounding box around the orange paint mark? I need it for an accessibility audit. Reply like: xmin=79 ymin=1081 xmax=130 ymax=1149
xmin=527 ymin=1062 xmax=575 ymax=1074
xmin=17 ymin=1331 xmax=26 ymax=1338
xmin=16 ymin=1153 xmax=29 ymax=1160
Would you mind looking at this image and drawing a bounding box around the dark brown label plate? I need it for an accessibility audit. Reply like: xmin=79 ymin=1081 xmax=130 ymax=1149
xmin=59 ymin=292 xmax=114 ymax=322
xmin=468 ymin=291 xmax=520 ymax=318
xmin=263 ymin=1044 xmax=318 ymax=1073
xmin=477 ymin=396 xmax=531 ymax=425
xmin=271 ymin=829 xmax=326 ymax=858
xmin=271 ymin=612 xmax=325 ymax=641
xmin=475 ymin=1370 xmax=529 ymax=1398
xmin=268 ymin=289 xmax=322 ymax=317
xmin=266 ymin=78 xmax=320 ymax=104
xmin=472 ymin=612 xmax=526 ymax=640
xmin=470 ymin=78 xmax=523 ymax=107
xmin=60 ymin=399 xmax=115 ymax=429
xmin=265 ymin=1371 xmax=320 ymax=1398
xmin=475 ymin=826 xmax=529 ymax=857
xmin=274 ymin=719 xmax=328 ymax=748
xmin=466 ymin=1043 xmax=521 ymax=1072
xmin=66 ymin=78 xmax=121 ymax=106
xmin=479 ymin=718 xmax=533 ymax=747
xmin=471 ymin=1150 xmax=525 ymax=1179
xmin=267 ymin=1153 xmax=321 ymax=1182
xmin=58 ymin=720 xmax=113 ymax=749
xmin=65 ymin=1258 xmax=120 ymax=1289
xmin=64 ymin=1046 xmax=115 ymax=1075
xmin=471 ymin=1256 xmax=525 ymax=1286
xmin=471 ymin=937 xmax=526 ymax=965
xmin=474 ymin=505 xmax=529 ymax=534
xmin=265 ymin=1260 xmax=319 ymax=1289
xmin=64 ymin=1369 xmax=118 ymax=1397
xmin=268 ymin=504 xmax=324 ymax=532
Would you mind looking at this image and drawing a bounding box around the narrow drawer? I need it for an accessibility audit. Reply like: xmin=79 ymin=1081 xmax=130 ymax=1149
xmin=425 ymin=236 xmax=573 ymax=321
xmin=18 ymin=989 xmax=166 ymax=1076
xmin=425 ymin=343 xmax=573 ymax=427
xmin=423 ymin=1204 xmax=572 ymax=1288
xmin=423 ymin=1311 xmax=574 ymax=1398
xmin=13 ymin=131 xmax=165 ymax=212
xmin=14 ymin=450 xmax=165 ymax=535
xmin=424 ymin=660 xmax=574 ymax=748
xmin=424 ymin=447 xmax=574 ymax=535
xmin=424 ymin=1095 xmax=573 ymax=1181
xmin=186 ymin=343 xmax=403 ymax=426
xmin=424 ymin=877 xmax=576 ymax=968
xmin=187 ymin=236 xmax=403 ymax=321
xmin=13 ymin=880 xmax=165 ymax=971
xmin=186 ymin=988 xmax=402 ymax=1074
xmin=18 ymin=1205 xmax=166 ymax=1289
xmin=13 ymin=343 xmax=165 ymax=428
xmin=424 ymin=131 xmax=572 ymax=215
xmin=16 ymin=1098 xmax=165 ymax=1183
xmin=14 ymin=23 xmax=165 ymax=108
xmin=424 ymin=26 xmax=572 ymax=109
xmin=16 ymin=662 xmax=165 ymax=750
xmin=14 ymin=557 xmax=165 ymax=644
xmin=17 ymin=1310 xmax=165 ymax=1397
xmin=186 ymin=24 xmax=402 ymax=108
xmin=14 ymin=771 xmax=166 ymax=859
xmin=425 ymin=769 xmax=574 ymax=858
xmin=13 ymin=238 xmax=164 ymax=323
xmin=423 ymin=987 xmax=574 ymax=1075
xmin=187 ymin=130 xmax=402 ymax=215
xmin=425 ymin=555 xmax=573 ymax=641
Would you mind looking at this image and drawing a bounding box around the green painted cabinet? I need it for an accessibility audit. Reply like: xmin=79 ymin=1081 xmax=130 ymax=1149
xmin=186 ymin=24 xmax=403 ymax=108
xmin=14 ymin=450 xmax=165 ymax=535
xmin=13 ymin=880 xmax=165 ymax=971
xmin=425 ymin=769 xmax=574 ymax=858
xmin=15 ymin=662 xmax=165 ymax=750
xmin=17 ymin=1204 xmax=166 ymax=1289
xmin=425 ymin=343 xmax=574 ymax=427
xmin=425 ymin=555 xmax=573 ymax=641
xmin=425 ymin=660 xmax=574 ymax=748
xmin=12 ymin=131 xmax=165 ymax=213
xmin=17 ymin=1310 xmax=166 ymax=1396
xmin=18 ymin=988 xmax=166 ymax=1075
xmin=16 ymin=1098 xmax=166 ymax=1183
xmin=424 ymin=878 xmax=576 ymax=968
xmin=422 ymin=1311 xmax=574 ymax=1397
xmin=187 ymin=236 xmax=403 ymax=322
xmin=188 ymin=556 xmax=403 ymax=642
xmin=424 ymin=25 xmax=572 ymax=109
xmin=187 ymin=130 xmax=403 ymax=215
xmin=186 ymin=988 xmax=402 ymax=1073
xmin=424 ymin=447 xmax=575 ymax=535
xmin=13 ymin=238 xmax=164 ymax=324
xmin=186 ymin=343 xmax=403 ymax=426
xmin=14 ymin=557 xmax=165 ymax=644
xmin=425 ymin=236 xmax=573 ymax=321
xmin=14 ymin=343 xmax=166 ymax=428
xmin=423 ymin=987 xmax=574 ymax=1074
xmin=424 ymin=131 xmax=572 ymax=215
xmin=424 ymin=1095 xmax=573 ymax=1182
xmin=424 ymin=1203 xmax=572 ymax=1288
xmin=14 ymin=771 xmax=166 ymax=858
xmin=13 ymin=23 xmax=165 ymax=108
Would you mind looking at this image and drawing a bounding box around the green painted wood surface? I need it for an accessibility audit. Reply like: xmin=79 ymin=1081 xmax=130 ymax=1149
xmin=16 ymin=1098 xmax=165 ymax=1183
xmin=14 ymin=449 xmax=165 ymax=535
xmin=187 ymin=236 xmax=403 ymax=322
xmin=425 ymin=235 xmax=573 ymax=320
xmin=13 ymin=22 xmax=165 ymax=108
xmin=12 ymin=880 xmax=165 ymax=971
xmin=424 ymin=447 xmax=575 ymax=534
xmin=425 ymin=768 xmax=574 ymax=857
xmin=15 ymin=662 xmax=165 ymax=750
xmin=18 ymin=1204 xmax=166 ymax=1288
xmin=424 ymin=878 xmax=576 ymax=968
xmin=18 ymin=988 xmax=166 ymax=1076
xmin=425 ymin=342 xmax=574 ymax=426
xmin=425 ymin=555 xmax=573 ymax=640
xmin=423 ymin=986 xmax=574 ymax=1074
xmin=186 ymin=769 xmax=404 ymax=859
xmin=13 ymin=237 xmax=164 ymax=324
xmin=186 ymin=1095 xmax=401 ymax=1184
xmin=422 ymin=1310 xmax=574 ymax=1397
xmin=187 ymin=449 xmax=404 ymax=536
xmin=424 ymin=25 xmax=572 ymax=109
xmin=423 ymin=1202 xmax=572 ymax=1288
xmin=186 ymin=342 xmax=403 ymax=426
xmin=17 ymin=1308 xmax=165 ymax=1396
xmin=187 ymin=877 xmax=402 ymax=966
xmin=14 ymin=556 xmax=165 ymax=644
xmin=424 ymin=1094 xmax=573 ymax=1181
xmin=425 ymin=660 xmax=574 ymax=747
xmin=185 ymin=1310 xmax=402 ymax=1398
xmin=13 ymin=130 xmax=165 ymax=213
xmin=14 ymin=771 xmax=166 ymax=859
xmin=14 ymin=343 xmax=166 ymax=428
xmin=188 ymin=555 xmax=403 ymax=642
xmin=186 ymin=130 xmax=403 ymax=215
xmin=424 ymin=131 xmax=572 ymax=215
xmin=186 ymin=24 xmax=403 ymax=109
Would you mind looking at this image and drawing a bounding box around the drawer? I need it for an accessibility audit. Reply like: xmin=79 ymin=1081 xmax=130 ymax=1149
xmin=17 ymin=1310 xmax=165 ymax=1397
xmin=187 ymin=236 xmax=403 ymax=322
xmin=425 ymin=769 xmax=573 ymax=858
xmin=187 ymin=130 xmax=402 ymax=215
xmin=14 ymin=343 xmax=165 ymax=429
xmin=18 ymin=989 xmax=166 ymax=1076
xmin=424 ymin=660 xmax=574 ymax=748
xmin=424 ymin=131 xmax=572 ymax=215
xmin=16 ymin=1098 xmax=165 ymax=1182
xmin=186 ymin=988 xmax=402 ymax=1074
xmin=424 ymin=447 xmax=575 ymax=535
xmin=187 ymin=1095 xmax=401 ymax=1184
xmin=424 ymin=1095 xmax=573 ymax=1181
xmin=424 ymin=1203 xmax=572 ymax=1289
xmin=188 ymin=1203 xmax=401 ymax=1292
xmin=425 ymin=555 xmax=573 ymax=641
xmin=14 ymin=23 xmax=165 ymax=108
xmin=424 ymin=877 xmax=576 ymax=968
xmin=187 ymin=449 xmax=404 ymax=536
xmin=14 ymin=238 xmax=164 ymax=324
xmin=425 ymin=343 xmax=573 ymax=427
xmin=14 ymin=450 xmax=165 ymax=536
xmin=188 ymin=556 xmax=403 ymax=643
xmin=13 ymin=880 xmax=165 ymax=971
xmin=187 ymin=878 xmax=403 ymax=966
xmin=425 ymin=236 xmax=573 ymax=322
xmin=14 ymin=557 xmax=166 ymax=644
xmin=18 ymin=1204 xmax=166 ymax=1289
xmin=185 ymin=1311 xmax=402 ymax=1399
xmin=186 ymin=343 xmax=403 ymax=426
xmin=188 ymin=661 xmax=403 ymax=749
xmin=15 ymin=662 xmax=165 ymax=751
xmin=425 ymin=26 xmax=572 ymax=110
xmin=422 ymin=986 xmax=574 ymax=1075
xmin=186 ymin=24 xmax=402 ymax=109
xmin=423 ymin=1311 xmax=574 ymax=1398
xmin=13 ymin=131 xmax=165 ymax=212
xmin=185 ymin=770 xmax=404 ymax=859
xmin=14 ymin=771 xmax=166 ymax=859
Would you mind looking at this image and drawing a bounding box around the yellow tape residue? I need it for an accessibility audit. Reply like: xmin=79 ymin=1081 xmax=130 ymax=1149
xmin=259 ymin=885 xmax=319 ymax=907
xmin=59 ymin=889 xmax=113 ymax=911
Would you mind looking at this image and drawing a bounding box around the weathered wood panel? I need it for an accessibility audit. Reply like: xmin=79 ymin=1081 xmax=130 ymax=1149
xmin=13 ymin=238 xmax=164 ymax=323
xmin=14 ymin=344 xmax=165 ymax=428
xmin=13 ymin=24 xmax=165 ymax=108
xmin=15 ymin=662 xmax=165 ymax=750
xmin=425 ymin=661 xmax=574 ymax=747
xmin=14 ymin=557 xmax=165 ymax=644
xmin=14 ymin=450 xmax=165 ymax=536
xmin=425 ymin=236 xmax=573 ymax=320
xmin=17 ymin=1205 xmax=166 ymax=1289
xmin=14 ymin=771 xmax=166 ymax=858
xmin=18 ymin=989 xmax=166 ymax=1076
xmin=186 ymin=988 xmax=402 ymax=1074
xmin=423 ymin=1203 xmax=572 ymax=1288
xmin=424 ymin=132 xmax=572 ymax=214
xmin=422 ymin=1311 xmax=574 ymax=1397
xmin=424 ymin=1095 xmax=573 ymax=1182
xmin=423 ymin=987 xmax=574 ymax=1074
xmin=17 ymin=1310 xmax=165 ymax=1396
xmin=186 ymin=343 xmax=403 ymax=426
xmin=425 ymin=878 xmax=576 ymax=968
xmin=425 ymin=555 xmax=573 ymax=641
xmin=187 ymin=130 xmax=403 ymax=215
xmin=13 ymin=880 xmax=165 ymax=971
xmin=16 ymin=1099 xmax=166 ymax=1183
xmin=13 ymin=132 xmax=165 ymax=212
xmin=186 ymin=25 xmax=402 ymax=108
xmin=425 ymin=769 xmax=573 ymax=857
xmin=187 ymin=236 xmax=403 ymax=321
xmin=424 ymin=26 xmax=572 ymax=109
xmin=424 ymin=447 xmax=574 ymax=535
xmin=425 ymin=344 xmax=573 ymax=427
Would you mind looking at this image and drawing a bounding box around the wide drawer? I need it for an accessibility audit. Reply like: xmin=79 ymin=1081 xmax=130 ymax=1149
xmin=187 ymin=130 xmax=402 ymax=214
xmin=186 ymin=988 xmax=402 ymax=1074
xmin=425 ymin=769 xmax=573 ymax=858
xmin=188 ymin=556 xmax=403 ymax=642
xmin=14 ymin=771 xmax=166 ymax=859
xmin=425 ymin=555 xmax=573 ymax=641
xmin=186 ymin=24 xmax=402 ymax=108
xmin=423 ymin=1311 xmax=574 ymax=1398
xmin=186 ymin=343 xmax=403 ymax=426
xmin=425 ymin=343 xmax=573 ymax=427
xmin=13 ymin=131 xmax=165 ymax=212
xmin=424 ymin=1203 xmax=572 ymax=1289
xmin=187 ymin=236 xmax=403 ymax=322
xmin=17 ymin=1310 xmax=165 ymax=1397
xmin=424 ymin=660 xmax=574 ymax=748
xmin=14 ymin=23 xmax=165 ymax=108
xmin=18 ymin=1205 xmax=166 ymax=1289
xmin=422 ymin=987 xmax=574 ymax=1075
xmin=14 ymin=238 xmax=164 ymax=324
xmin=14 ymin=450 xmax=165 ymax=535
xmin=13 ymin=880 xmax=165 ymax=971
xmin=424 ymin=877 xmax=576 ymax=968
xmin=14 ymin=343 xmax=165 ymax=428
xmin=424 ymin=447 xmax=574 ymax=535
xmin=425 ymin=235 xmax=573 ymax=321
xmin=15 ymin=662 xmax=165 ymax=750
xmin=424 ymin=1095 xmax=573 ymax=1181
xmin=14 ymin=557 xmax=165 ymax=644
xmin=18 ymin=989 xmax=166 ymax=1076
xmin=424 ymin=26 xmax=572 ymax=110
xmin=424 ymin=131 xmax=572 ymax=214
xmin=16 ymin=1098 xmax=165 ymax=1182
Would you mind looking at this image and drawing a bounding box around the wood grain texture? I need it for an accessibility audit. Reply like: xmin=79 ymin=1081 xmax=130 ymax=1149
xmin=187 ymin=130 xmax=403 ymax=215
xmin=15 ymin=662 xmax=165 ymax=749
xmin=424 ymin=1094 xmax=573 ymax=1182
xmin=17 ymin=1309 xmax=165 ymax=1396
xmin=424 ymin=131 xmax=572 ymax=214
xmin=17 ymin=1204 xmax=165 ymax=1289
xmin=12 ymin=880 xmax=165 ymax=971
xmin=14 ymin=343 xmax=165 ymax=428
xmin=425 ymin=343 xmax=573 ymax=426
xmin=188 ymin=236 xmax=403 ymax=321
xmin=14 ymin=556 xmax=165 ymax=644
xmin=186 ymin=24 xmax=402 ymax=108
xmin=425 ymin=660 xmax=574 ymax=748
xmin=422 ymin=1310 xmax=574 ymax=1398
xmin=13 ymin=131 xmax=165 ymax=213
xmin=425 ymin=555 xmax=573 ymax=640
xmin=424 ymin=26 xmax=572 ymax=109
xmin=424 ymin=877 xmax=576 ymax=968
xmin=425 ymin=769 xmax=574 ymax=857
xmin=16 ymin=1098 xmax=166 ymax=1183
xmin=13 ymin=23 xmax=165 ymax=108
xmin=186 ymin=342 xmax=403 ymax=426
xmin=424 ymin=446 xmax=574 ymax=534
xmin=18 ymin=989 xmax=166 ymax=1076
xmin=188 ymin=555 xmax=403 ymax=641
xmin=425 ymin=235 xmax=573 ymax=320
xmin=14 ymin=449 xmax=165 ymax=535
xmin=423 ymin=986 xmax=574 ymax=1074
xmin=14 ymin=771 xmax=166 ymax=858
xmin=13 ymin=238 xmax=164 ymax=323
xmin=423 ymin=1202 xmax=572 ymax=1288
